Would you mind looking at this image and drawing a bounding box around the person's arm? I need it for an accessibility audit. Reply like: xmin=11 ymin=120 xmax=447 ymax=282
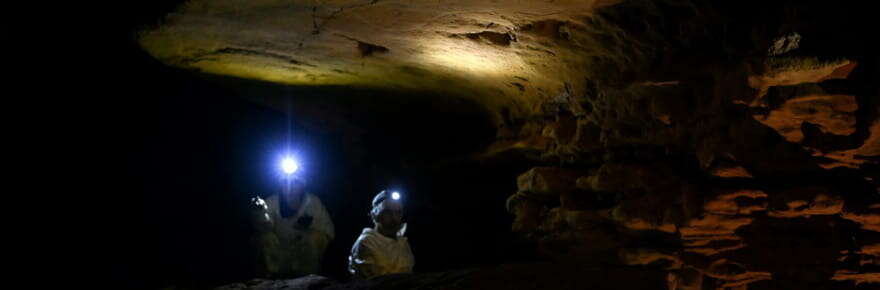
xmin=350 ymin=238 xmax=382 ymax=279
xmin=250 ymin=196 xmax=280 ymax=277
xmin=250 ymin=196 xmax=274 ymax=233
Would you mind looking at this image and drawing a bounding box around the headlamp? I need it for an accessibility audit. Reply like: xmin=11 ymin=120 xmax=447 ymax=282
xmin=281 ymin=157 xmax=299 ymax=175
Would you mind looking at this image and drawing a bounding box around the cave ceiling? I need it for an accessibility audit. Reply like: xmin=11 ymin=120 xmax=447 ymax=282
xmin=139 ymin=0 xmax=621 ymax=123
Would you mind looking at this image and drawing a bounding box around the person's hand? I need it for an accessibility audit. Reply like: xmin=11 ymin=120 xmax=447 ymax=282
xmin=250 ymin=197 xmax=273 ymax=231
xmin=250 ymin=197 xmax=268 ymax=212
xmin=296 ymin=215 xmax=314 ymax=229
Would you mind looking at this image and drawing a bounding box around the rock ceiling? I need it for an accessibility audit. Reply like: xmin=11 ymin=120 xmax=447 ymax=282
xmin=140 ymin=0 xmax=625 ymax=123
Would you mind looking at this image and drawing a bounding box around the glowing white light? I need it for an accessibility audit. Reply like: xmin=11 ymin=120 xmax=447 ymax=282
xmin=391 ymin=192 xmax=400 ymax=200
xmin=253 ymin=197 xmax=268 ymax=209
xmin=281 ymin=157 xmax=299 ymax=174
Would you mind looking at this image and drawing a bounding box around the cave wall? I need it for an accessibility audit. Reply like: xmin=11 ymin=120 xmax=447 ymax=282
xmin=502 ymin=1 xmax=880 ymax=289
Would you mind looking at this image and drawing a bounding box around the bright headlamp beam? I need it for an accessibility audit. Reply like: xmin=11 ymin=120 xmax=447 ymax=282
xmin=391 ymin=192 xmax=400 ymax=200
xmin=281 ymin=157 xmax=299 ymax=174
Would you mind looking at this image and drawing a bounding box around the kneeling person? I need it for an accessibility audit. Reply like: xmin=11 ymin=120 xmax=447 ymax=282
xmin=250 ymin=161 xmax=334 ymax=278
xmin=348 ymin=190 xmax=414 ymax=279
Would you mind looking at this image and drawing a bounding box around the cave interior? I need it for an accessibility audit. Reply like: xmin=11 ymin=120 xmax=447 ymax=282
xmin=98 ymin=0 xmax=880 ymax=289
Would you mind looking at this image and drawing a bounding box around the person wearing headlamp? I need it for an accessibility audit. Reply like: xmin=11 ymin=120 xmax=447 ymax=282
xmin=250 ymin=157 xmax=335 ymax=278
xmin=348 ymin=190 xmax=414 ymax=279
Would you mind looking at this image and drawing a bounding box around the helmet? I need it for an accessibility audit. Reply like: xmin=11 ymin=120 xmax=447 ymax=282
xmin=372 ymin=190 xmax=401 ymax=207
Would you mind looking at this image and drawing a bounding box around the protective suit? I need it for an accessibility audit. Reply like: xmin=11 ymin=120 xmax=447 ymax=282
xmin=348 ymin=227 xmax=414 ymax=279
xmin=251 ymin=192 xmax=334 ymax=278
xmin=348 ymin=191 xmax=414 ymax=279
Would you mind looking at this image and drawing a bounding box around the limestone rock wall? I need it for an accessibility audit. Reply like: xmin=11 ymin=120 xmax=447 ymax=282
xmin=502 ymin=1 xmax=879 ymax=289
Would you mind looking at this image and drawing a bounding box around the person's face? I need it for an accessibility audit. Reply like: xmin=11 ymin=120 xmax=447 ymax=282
xmin=376 ymin=201 xmax=403 ymax=230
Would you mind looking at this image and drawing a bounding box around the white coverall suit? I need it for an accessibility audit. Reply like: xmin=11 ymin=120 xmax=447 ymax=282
xmin=251 ymin=193 xmax=334 ymax=278
xmin=348 ymin=225 xmax=414 ymax=279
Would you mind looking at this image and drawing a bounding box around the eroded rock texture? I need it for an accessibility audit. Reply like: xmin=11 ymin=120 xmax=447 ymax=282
xmin=502 ymin=1 xmax=880 ymax=289
xmin=141 ymin=0 xmax=878 ymax=289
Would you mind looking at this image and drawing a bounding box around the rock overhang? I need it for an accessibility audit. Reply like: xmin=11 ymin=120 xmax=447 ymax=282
xmin=138 ymin=0 xmax=629 ymax=125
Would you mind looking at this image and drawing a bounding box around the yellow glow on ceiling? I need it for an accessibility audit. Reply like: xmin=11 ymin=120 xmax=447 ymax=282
xmin=189 ymin=58 xmax=357 ymax=86
xmin=417 ymin=36 xmax=529 ymax=77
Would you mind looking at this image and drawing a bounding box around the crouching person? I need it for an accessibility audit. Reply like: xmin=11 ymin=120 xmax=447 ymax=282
xmin=348 ymin=190 xmax=414 ymax=279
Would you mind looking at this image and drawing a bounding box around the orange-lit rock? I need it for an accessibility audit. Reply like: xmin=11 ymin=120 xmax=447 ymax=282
xmin=754 ymin=92 xmax=858 ymax=143
xmin=769 ymin=196 xmax=844 ymax=218
xmin=709 ymin=165 xmax=753 ymax=178
xmin=683 ymin=237 xmax=745 ymax=256
xmin=767 ymin=187 xmax=844 ymax=218
xmin=860 ymin=244 xmax=880 ymax=256
xmin=819 ymin=120 xmax=880 ymax=169
xmin=705 ymin=259 xmax=772 ymax=288
xmin=679 ymin=214 xmax=754 ymax=238
xmin=831 ymin=270 xmax=880 ymax=285
xmin=703 ymin=189 xmax=768 ymax=216
xmin=841 ymin=204 xmax=880 ymax=232
xmin=748 ymin=59 xmax=856 ymax=105
xmin=619 ymin=248 xmax=681 ymax=267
